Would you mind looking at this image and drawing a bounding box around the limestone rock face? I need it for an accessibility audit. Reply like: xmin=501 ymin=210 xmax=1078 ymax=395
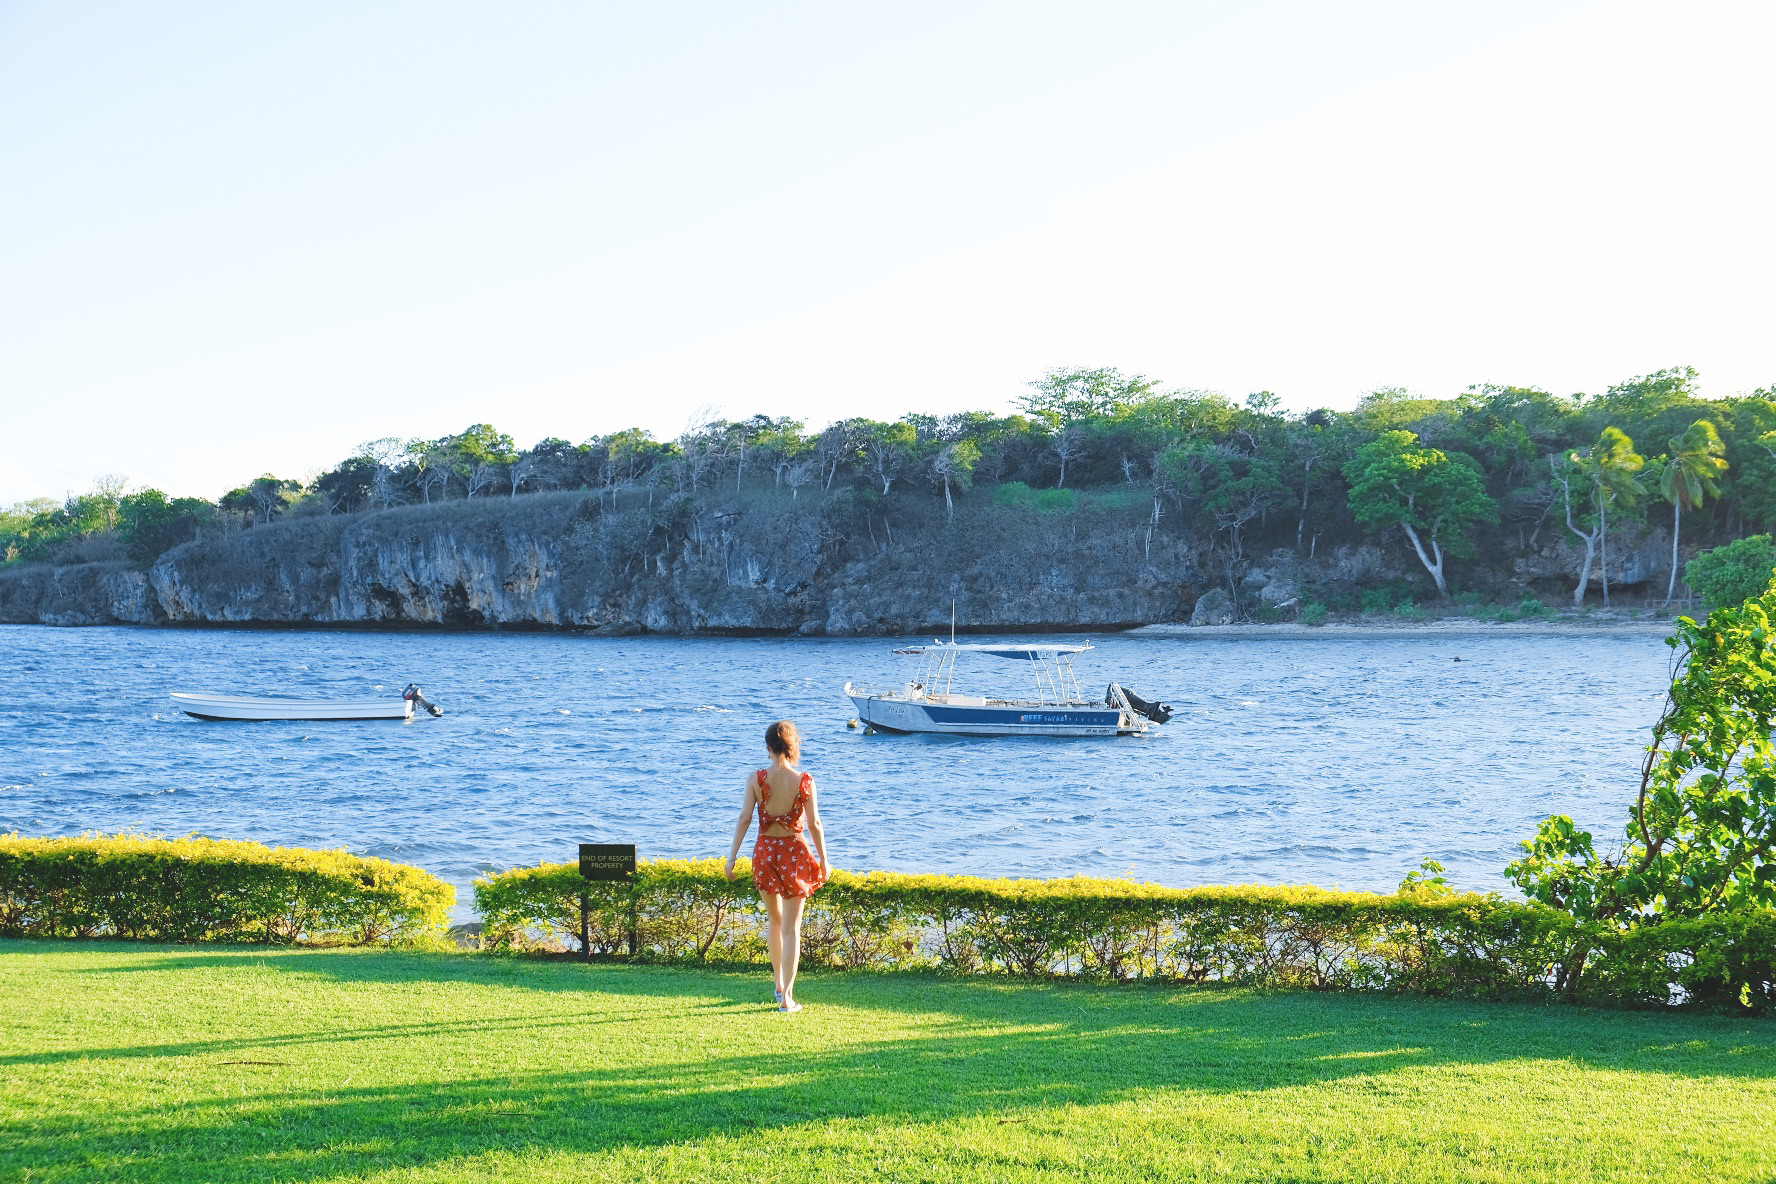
xmin=1190 ymin=587 xmax=1236 ymax=626
xmin=0 ymin=561 xmax=161 ymax=626
xmin=1512 ymin=522 xmax=1670 ymax=589
xmin=0 ymin=490 xmax=1699 ymax=633
xmin=1259 ymin=579 xmax=1300 ymax=606
xmin=0 ymin=493 xmax=1205 ymax=633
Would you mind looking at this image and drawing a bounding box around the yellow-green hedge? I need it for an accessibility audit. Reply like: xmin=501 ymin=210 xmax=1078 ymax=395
xmin=474 ymin=858 xmax=1776 ymax=1010
xmin=0 ymin=834 xmax=454 ymax=945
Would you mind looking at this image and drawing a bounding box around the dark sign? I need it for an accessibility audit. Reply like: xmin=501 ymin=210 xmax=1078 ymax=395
xmin=579 ymin=843 xmax=636 ymax=882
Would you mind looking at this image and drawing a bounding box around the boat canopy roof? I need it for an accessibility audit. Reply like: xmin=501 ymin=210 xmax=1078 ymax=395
xmin=890 ymin=642 xmax=1094 ymax=661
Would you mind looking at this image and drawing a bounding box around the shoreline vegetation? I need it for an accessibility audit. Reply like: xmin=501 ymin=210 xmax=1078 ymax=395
xmin=6 ymin=836 xmax=1770 ymax=1014
xmin=4 ymin=365 xmax=1774 ymax=633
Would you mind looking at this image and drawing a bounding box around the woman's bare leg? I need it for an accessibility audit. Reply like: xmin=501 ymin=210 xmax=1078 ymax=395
xmin=762 ymin=893 xmax=785 ymax=994
xmin=780 ymin=894 xmax=806 ymax=1005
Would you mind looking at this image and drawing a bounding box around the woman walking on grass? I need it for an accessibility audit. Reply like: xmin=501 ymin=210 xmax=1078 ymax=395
xmin=724 ymin=719 xmax=830 ymax=1013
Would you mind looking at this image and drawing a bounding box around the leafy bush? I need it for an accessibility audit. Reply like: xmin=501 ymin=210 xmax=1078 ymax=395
xmin=1509 ymin=588 xmax=1776 ymax=1004
xmin=1393 ymin=601 xmax=1425 ymax=621
xmin=1518 ymin=597 xmax=1556 ymax=620
xmin=1082 ymin=489 xmax=1143 ymax=512
xmin=988 ymin=482 xmax=1079 ymax=514
xmin=1360 ymin=588 xmax=1394 ymax=614
xmin=1482 ymin=599 xmax=1555 ymax=623
xmin=1684 ymin=534 xmax=1776 ymax=610
xmin=1301 ymin=601 xmax=1329 ymax=626
xmin=0 ymin=834 xmax=453 ymax=945
xmin=1511 ymin=592 xmax=1776 ymax=928
xmin=474 ymin=858 xmax=1772 ymax=1011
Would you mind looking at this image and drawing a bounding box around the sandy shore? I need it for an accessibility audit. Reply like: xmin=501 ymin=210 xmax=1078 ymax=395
xmin=1127 ymin=613 xmax=1682 ymax=640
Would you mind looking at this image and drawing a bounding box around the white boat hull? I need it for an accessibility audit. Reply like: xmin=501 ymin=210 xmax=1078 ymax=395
xmin=170 ymin=693 xmax=414 ymax=721
xmin=846 ymin=691 xmax=1143 ymax=737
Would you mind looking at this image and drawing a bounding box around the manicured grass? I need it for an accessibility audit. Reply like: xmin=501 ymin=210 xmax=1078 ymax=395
xmin=1 ymin=941 xmax=1773 ymax=1183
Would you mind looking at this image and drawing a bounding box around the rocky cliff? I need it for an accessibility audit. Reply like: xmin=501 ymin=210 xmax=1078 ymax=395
xmin=0 ymin=490 xmax=1677 ymax=633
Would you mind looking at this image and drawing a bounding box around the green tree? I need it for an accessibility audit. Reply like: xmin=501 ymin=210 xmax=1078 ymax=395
xmin=119 ymin=490 xmax=214 ymax=563
xmin=1341 ymin=430 xmax=1497 ymax=598
xmin=1684 ymin=535 xmax=1776 ymax=610
xmin=1158 ymin=446 xmax=1288 ymax=560
xmin=353 ymin=438 xmax=410 ymax=509
xmin=55 ymin=475 xmax=127 ymax=539
xmin=443 ymin=424 xmax=519 ymax=498
xmin=1592 ymin=427 xmax=1645 ymax=606
xmin=1658 ymin=419 xmax=1729 ymax=605
xmin=1020 ymin=367 xmax=1161 ymax=425
xmin=313 ymin=456 xmax=380 ymax=514
xmin=861 ymin=420 xmax=918 ymax=495
xmin=1721 ymin=398 xmax=1776 ymax=530
xmin=751 ymin=417 xmax=808 ymax=490
xmin=246 ymin=476 xmax=302 ymax=523
xmin=939 ymin=412 xmax=1040 ymax=483
xmin=813 ymin=419 xmax=869 ymax=490
xmin=931 ymin=439 xmax=980 ymax=520
xmin=1587 ymin=366 xmax=1709 ymax=449
xmin=0 ymin=497 xmax=61 ymax=562
xmin=1348 ymin=387 xmax=1457 ymax=444
xmin=1049 ymin=423 xmax=1085 ymax=489
xmin=512 ymin=437 xmax=585 ymax=495
xmin=405 ymin=439 xmax=454 ymax=503
xmin=595 ymin=428 xmax=670 ymax=494
xmin=1508 ymin=590 xmax=1776 ymax=984
xmin=1551 ymin=451 xmax=1603 ymax=606
xmin=1554 ymin=427 xmax=1644 ymax=607
xmin=1457 ymin=384 xmax=1577 ymax=489
xmin=218 ymin=477 xmax=298 ymax=525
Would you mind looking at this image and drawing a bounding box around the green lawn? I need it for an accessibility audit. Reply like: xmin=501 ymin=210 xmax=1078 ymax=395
xmin=1 ymin=941 xmax=1773 ymax=1183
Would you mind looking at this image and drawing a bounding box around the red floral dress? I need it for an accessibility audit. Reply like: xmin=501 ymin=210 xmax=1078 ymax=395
xmin=751 ymin=769 xmax=827 ymax=899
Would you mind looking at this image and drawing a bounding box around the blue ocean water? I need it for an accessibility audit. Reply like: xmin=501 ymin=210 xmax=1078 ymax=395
xmin=0 ymin=624 xmax=1676 ymax=917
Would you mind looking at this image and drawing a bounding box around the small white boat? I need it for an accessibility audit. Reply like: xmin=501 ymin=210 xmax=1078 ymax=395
xmin=170 ymin=684 xmax=443 ymax=722
xmin=844 ymin=642 xmax=1172 ymax=737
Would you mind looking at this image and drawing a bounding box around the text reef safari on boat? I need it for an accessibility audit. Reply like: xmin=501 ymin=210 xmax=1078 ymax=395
xmin=843 ymin=642 xmax=1173 ymax=737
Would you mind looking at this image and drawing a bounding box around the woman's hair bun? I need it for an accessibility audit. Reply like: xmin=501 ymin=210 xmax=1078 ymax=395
xmin=765 ymin=719 xmax=801 ymax=762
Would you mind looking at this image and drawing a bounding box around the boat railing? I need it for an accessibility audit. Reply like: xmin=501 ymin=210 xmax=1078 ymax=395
xmin=853 ymin=644 xmax=1099 ymax=709
xmin=847 ymin=682 xmax=1103 ymax=710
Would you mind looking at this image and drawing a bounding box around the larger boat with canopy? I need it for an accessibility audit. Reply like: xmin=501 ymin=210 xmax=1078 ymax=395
xmin=843 ymin=642 xmax=1172 ymax=737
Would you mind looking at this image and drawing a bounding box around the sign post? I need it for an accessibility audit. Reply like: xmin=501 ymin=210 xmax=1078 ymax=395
xmin=577 ymin=844 xmax=637 ymax=962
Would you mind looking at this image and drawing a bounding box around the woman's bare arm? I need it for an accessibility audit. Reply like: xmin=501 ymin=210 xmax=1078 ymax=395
xmin=803 ymin=779 xmax=829 ymax=872
xmin=724 ymin=776 xmax=755 ymax=881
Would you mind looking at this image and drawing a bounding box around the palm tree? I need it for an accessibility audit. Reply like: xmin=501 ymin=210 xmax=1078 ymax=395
xmin=1659 ymin=420 xmax=1728 ymax=606
xmin=1593 ymin=427 xmax=1644 ymax=606
xmin=1554 ymin=427 xmax=1645 ymax=608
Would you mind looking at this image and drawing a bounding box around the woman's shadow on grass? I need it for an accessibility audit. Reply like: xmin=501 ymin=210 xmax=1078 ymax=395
xmin=7 ymin=942 xmax=1776 ymax=1181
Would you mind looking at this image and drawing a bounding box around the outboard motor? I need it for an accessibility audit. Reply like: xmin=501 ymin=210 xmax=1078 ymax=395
xmin=402 ymin=683 xmax=444 ymax=717
xmin=1108 ymin=682 xmax=1173 ymax=725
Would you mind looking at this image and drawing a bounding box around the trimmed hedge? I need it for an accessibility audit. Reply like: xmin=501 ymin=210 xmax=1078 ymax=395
xmin=475 ymin=858 xmax=1776 ymax=1011
xmin=0 ymin=834 xmax=454 ymax=945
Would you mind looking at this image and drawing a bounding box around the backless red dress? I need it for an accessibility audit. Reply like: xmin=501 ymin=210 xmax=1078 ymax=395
xmin=751 ymin=769 xmax=827 ymax=898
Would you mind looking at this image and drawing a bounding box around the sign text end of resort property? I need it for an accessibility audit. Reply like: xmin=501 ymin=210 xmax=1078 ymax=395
xmin=579 ymin=843 xmax=636 ymax=881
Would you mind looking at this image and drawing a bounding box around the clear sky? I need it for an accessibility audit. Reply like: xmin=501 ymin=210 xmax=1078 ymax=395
xmin=3 ymin=1 xmax=1772 ymax=503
